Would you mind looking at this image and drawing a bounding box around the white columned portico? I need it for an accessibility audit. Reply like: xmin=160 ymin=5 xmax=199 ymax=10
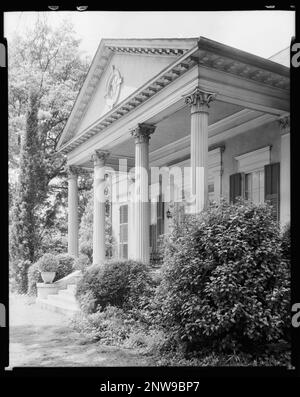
xmin=184 ymin=87 xmax=216 ymax=213
xmin=67 ymin=166 xmax=79 ymax=257
xmin=92 ymin=150 xmax=109 ymax=265
xmin=131 ymin=123 xmax=156 ymax=263
xmin=279 ymin=115 xmax=290 ymax=227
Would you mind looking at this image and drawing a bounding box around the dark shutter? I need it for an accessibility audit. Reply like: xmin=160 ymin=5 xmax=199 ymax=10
xmin=119 ymin=205 xmax=128 ymax=259
xmin=265 ymin=163 xmax=280 ymax=222
xmin=150 ymin=224 xmax=157 ymax=252
xmin=157 ymin=198 xmax=165 ymax=236
xmin=230 ymin=173 xmax=242 ymax=203
xmin=120 ymin=204 xmax=128 ymax=224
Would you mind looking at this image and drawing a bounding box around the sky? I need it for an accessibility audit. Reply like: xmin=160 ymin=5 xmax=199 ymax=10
xmin=4 ymin=10 xmax=295 ymax=61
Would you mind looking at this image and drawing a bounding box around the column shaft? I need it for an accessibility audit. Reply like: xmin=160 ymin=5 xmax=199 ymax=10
xmin=92 ymin=151 xmax=109 ymax=265
xmin=131 ymin=123 xmax=155 ymax=263
xmin=191 ymin=109 xmax=209 ymax=212
xmin=68 ymin=167 xmax=79 ymax=257
xmin=279 ymin=116 xmax=290 ymax=227
xmin=184 ymin=87 xmax=216 ymax=213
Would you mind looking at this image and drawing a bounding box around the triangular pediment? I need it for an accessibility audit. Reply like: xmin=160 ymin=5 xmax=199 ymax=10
xmin=58 ymin=38 xmax=198 ymax=147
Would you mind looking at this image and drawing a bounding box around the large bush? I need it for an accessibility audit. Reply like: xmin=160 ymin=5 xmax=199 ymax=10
xmin=73 ymin=254 xmax=91 ymax=272
xmin=156 ymin=199 xmax=290 ymax=353
xmin=76 ymin=260 xmax=154 ymax=314
xmin=54 ymin=253 xmax=75 ymax=281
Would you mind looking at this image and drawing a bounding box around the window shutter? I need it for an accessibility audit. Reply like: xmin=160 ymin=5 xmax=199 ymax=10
xmin=119 ymin=204 xmax=128 ymax=259
xmin=230 ymin=173 xmax=242 ymax=203
xmin=150 ymin=224 xmax=157 ymax=252
xmin=120 ymin=205 xmax=128 ymax=224
xmin=264 ymin=163 xmax=280 ymax=221
xmin=156 ymin=197 xmax=165 ymax=237
xmin=120 ymin=224 xmax=128 ymax=243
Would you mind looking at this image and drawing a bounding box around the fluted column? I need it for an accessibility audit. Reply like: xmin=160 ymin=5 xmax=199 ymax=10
xmin=67 ymin=166 xmax=79 ymax=257
xmin=92 ymin=150 xmax=109 ymax=265
xmin=184 ymin=87 xmax=216 ymax=213
xmin=128 ymin=174 xmax=136 ymax=260
xmin=279 ymin=116 xmax=290 ymax=227
xmin=131 ymin=123 xmax=156 ymax=263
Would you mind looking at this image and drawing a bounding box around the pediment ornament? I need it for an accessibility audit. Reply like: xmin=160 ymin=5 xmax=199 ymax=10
xmin=104 ymin=65 xmax=123 ymax=108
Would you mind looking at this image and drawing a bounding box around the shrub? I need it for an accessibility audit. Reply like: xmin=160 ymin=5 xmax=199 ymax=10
xmin=73 ymin=254 xmax=91 ymax=272
xmin=76 ymin=260 xmax=154 ymax=314
xmin=281 ymin=223 xmax=291 ymax=262
xmin=79 ymin=241 xmax=93 ymax=263
xmin=156 ymin=199 xmax=290 ymax=353
xmin=37 ymin=253 xmax=59 ymax=273
xmin=70 ymin=306 xmax=132 ymax=344
xmin=54 ymin=253 xmax=75 ymax=281
xmin=27 ymin=262 xmax=42 ymax=295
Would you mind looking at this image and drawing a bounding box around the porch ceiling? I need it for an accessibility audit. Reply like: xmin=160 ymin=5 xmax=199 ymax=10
xmin=78 ymin=99 xmax=266 ymax=171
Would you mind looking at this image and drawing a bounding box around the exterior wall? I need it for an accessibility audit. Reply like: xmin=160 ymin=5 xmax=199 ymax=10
xmin=221 ymin=120 xmax=281 ymax=200
xmin=110 ymin=119 xmax=287 ymax=261
xmin=76 ymin=53 xmax=177 ymax=135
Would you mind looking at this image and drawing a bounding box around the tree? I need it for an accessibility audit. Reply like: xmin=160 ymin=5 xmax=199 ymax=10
xmin=8 ymin=17 xmax=90 ymax=290
xmin=10 ymin=89 xmax=47 ymax=262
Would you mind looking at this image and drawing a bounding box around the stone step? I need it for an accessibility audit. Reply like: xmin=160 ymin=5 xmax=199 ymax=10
xmin=67 ymin=284 xmax=77 ymax=293
xmin=49 ymin=292 xmax=78 ymax=305
xmin=58 ymin=288 xmax=76 ymax=298
xmin=36 ymin=297 xmax=80 ymax=316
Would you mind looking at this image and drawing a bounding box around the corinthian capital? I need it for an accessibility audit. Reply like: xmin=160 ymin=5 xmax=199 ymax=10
xmin=67 ymin=165 xmax=80 ymax=179
xmin=92 ymin=150 xmax=110 ymax=166
xmin=130 ymin=123 xmax=156 ymax=144
xmin=278 ymin=115 xmax=290 ymax=135
xmin=184 ymin=87 xmax=216 ymax=111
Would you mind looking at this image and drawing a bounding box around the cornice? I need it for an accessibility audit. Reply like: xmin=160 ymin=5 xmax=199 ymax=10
xmin=58 ymin=47 xmax=198 ymax=154
xmin=57 ymin=38 xmax=290 ymax=155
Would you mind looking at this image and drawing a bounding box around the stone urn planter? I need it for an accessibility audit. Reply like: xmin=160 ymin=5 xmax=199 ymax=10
xmin=40 ymin=271 xmax=56 ymax=284
xmin=37 ymin=253 xmax=59 ymax=284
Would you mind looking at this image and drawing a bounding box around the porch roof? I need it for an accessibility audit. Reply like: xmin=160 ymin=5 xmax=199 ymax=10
xmin=56 ymin=36 xmax=289 ymax=155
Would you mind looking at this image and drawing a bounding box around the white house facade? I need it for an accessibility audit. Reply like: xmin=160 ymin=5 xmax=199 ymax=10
xmin=56 ymin=37 xmax=290 ymax=265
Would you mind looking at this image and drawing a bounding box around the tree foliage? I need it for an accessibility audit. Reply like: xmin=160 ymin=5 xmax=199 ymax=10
xmin=9 ymin=17 xmax=91 ymax=290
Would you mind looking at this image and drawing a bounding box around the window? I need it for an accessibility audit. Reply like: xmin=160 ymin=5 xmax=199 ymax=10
xmin=245 ymin=169 xmax=265 ymax=204
xmin=234 ymin=146 xmax=271 ymax=205
xmin=208 ymin=182 xmax=215 ymax=202
xmin=119 ymin=204 xmax=128 ymax=260
xmin=150 ymin=194 xmax=165 ymax=254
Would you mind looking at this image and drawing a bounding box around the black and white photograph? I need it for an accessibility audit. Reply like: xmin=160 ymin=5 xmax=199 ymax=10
xmin=2 ymin=8 xmax=297 ymax=375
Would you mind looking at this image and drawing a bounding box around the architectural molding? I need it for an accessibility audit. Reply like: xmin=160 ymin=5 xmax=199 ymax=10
xmin=278 ymin=114 xmax=290 ymax=135
xmin=67 ymin=165 xmax=80 ymax=179
xmin=106 ymin=45 xmax=187 ymax=57
xmin=183 ymin=86 xmax=216 ymax=111
xmin=235 ymin=146 xmax=271 ymax=173
xmin=92 ymin=150 xmax=110 ymax=166
xmin=130 ymin=123 xmax=156 ymax=144
xmin=58 ymin=44 xmax=198 ymax=151
xmin=57 ymin=38 xmax=289 ymax=154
